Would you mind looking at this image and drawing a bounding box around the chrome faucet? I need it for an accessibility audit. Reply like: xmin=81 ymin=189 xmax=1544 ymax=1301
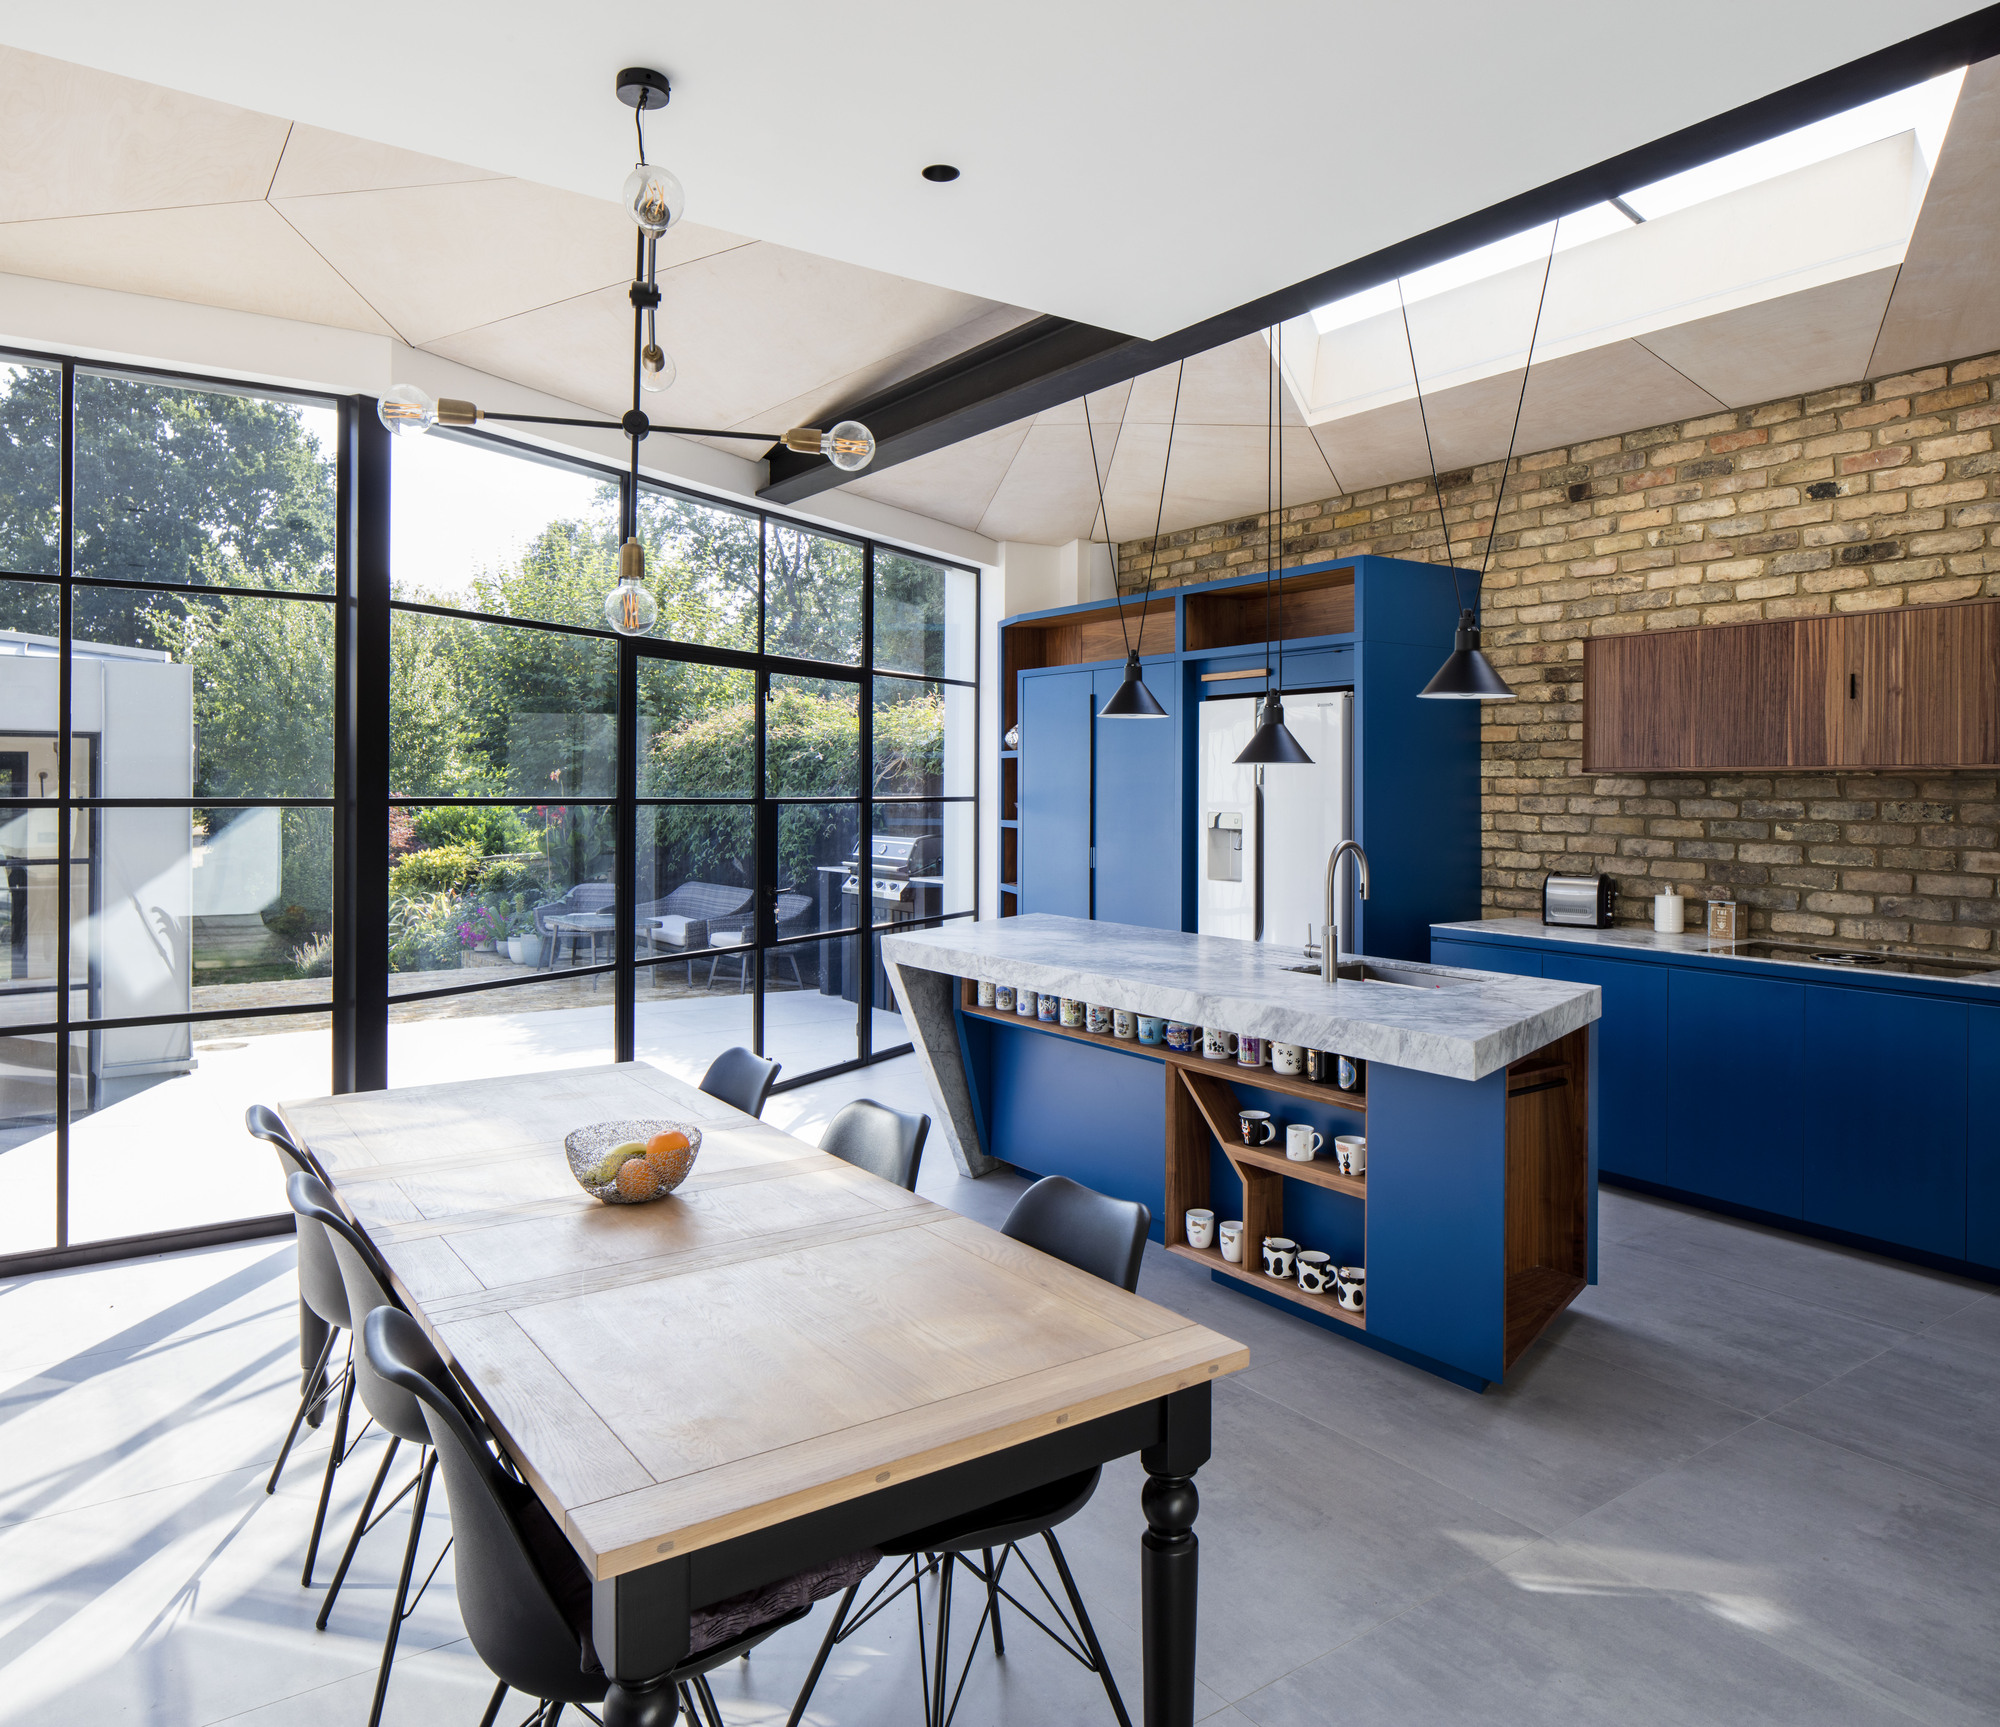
xmin=1322 ymin=840 xmax=1370 ymax=982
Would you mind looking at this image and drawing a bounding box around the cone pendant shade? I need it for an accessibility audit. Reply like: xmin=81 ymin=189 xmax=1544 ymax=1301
xmin=1419 ymin=609 xmax=1517 ymax=700
xmin=1234 ymin=694 xmax=1314 ymax=764
xmin=1098 ymin=651 xmax=1169 ymax=718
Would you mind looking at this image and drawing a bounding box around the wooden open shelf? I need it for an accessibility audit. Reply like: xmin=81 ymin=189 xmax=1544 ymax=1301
xmin=1174 ymin=1062 xmax=1366 ymax=1198
xmin=1184 ymin=566 xmax=1355 ymax=651
xmin=957 ymin=997 xmax=1369 ymax=1110
xmin=1167 ymin=1241 xmax=1364 ymax=1329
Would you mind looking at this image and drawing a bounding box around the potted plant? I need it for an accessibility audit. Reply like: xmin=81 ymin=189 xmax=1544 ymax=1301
xmin=505 ymin=893 xmax=547 ymax=967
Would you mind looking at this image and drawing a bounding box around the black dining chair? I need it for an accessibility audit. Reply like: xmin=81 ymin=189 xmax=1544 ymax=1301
xmin=250 ymin=1105 xmax=362 ymax=1588
xmin=787 ymin=1175 xmax=1149 ymax=1727
xmin=820 ymin=1099 xmax=929 ymax=1191
xmin=699 ymin=1046 xmax=780 ymax=1118
xmin=286 ymin=1171 xmax=453 ymax=1727
xmin=362 ymin=1305 xmax=881 ymax=1727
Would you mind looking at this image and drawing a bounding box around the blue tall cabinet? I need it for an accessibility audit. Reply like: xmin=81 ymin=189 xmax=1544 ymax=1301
xmin=1001 ymin=557 xmax=1482 ymax=957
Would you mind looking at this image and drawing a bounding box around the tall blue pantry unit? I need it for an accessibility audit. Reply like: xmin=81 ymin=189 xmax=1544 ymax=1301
xmin=999 ymin=556 xmax=1485 ymax=957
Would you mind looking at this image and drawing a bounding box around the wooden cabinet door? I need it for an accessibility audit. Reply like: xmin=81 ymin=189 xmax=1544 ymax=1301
xmin=1091 ymin=661 xmax=1182 ymax=930
xmin=1823 ymin=610 xmax=1908 ymax=766
xmin=1665 ymin=967 xmax=1804 ymax=1217
xmin=1899 ymin=600 xmax=2000 ymax=767
xmin=1582 ymin=631 xmax=1701 ymax=771
xmin=1693 ymin=620 xmax=1793 ymax=769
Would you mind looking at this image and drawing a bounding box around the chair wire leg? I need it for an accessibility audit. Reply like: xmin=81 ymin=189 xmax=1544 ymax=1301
xmin=783 ymin=1580 xmax=858 ymax=1727
xmin=365 ymin=1447 xmax=435 ymax=1727
xmin=315 ymin=1433 xmax=402 ymax=1629
xmin=929 ymin=1554 xmax=955 ymax=1727
xmin=695 ymin=1676 xmax=727 ymax=1727
xmin=1044 ymin=1531 xmax=1132 ymax=1727
xmin=545 ymin=1703 xmax=564 ymax=1727
xmin=982 ymin=1547 xmax=1005 ymax=1657
xmin=476 ymin=1679 xmax=508 ymax=1727
xmin=268 ymin=1323 xmax=339 ymax=1494
xmin=301 ymin=1357 xmax=355 ymax=1587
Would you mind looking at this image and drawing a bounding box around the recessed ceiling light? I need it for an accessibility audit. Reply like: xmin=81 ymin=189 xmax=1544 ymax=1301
xmin=921 ymin=164 xmax=960 ymax=183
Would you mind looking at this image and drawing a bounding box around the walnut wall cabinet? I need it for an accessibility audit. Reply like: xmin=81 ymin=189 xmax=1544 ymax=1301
xmin=1582 ymin=598 xmax=2000 ymax=772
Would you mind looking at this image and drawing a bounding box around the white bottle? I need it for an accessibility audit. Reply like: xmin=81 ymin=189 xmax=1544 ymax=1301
xmin=1653 ymin=886 xmax=1686 ymax=934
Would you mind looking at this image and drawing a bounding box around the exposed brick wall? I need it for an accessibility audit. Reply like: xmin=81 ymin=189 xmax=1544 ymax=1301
xmin=1114 ymin=352 xmax=2000 ymax=954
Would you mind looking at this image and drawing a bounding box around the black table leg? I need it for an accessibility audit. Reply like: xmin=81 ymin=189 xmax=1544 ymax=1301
xmin=595 ymin=1558 xmax=690 ymax=1727
xmin=1139 ymin=1383 xmax=1211 ymax=1727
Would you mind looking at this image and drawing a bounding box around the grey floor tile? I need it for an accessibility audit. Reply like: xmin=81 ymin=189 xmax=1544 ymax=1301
xmin=1545 ymin=1238 xmax=1909 ymax=1415
xmin=1237 ymin=1322 xmax=1753 ymax=1534
xmin=1596 ymin=1186 xmax=1706 ymax=1246
xmin=1613 ymin=1213 xmax=1989 ymax=1333
xmin=1232 ymin=1537 xmax=1927 ymax=1727
xmin=1052 ymin=1381 xmax=1540 ymax=1704
xmin=1768 ymin=1296 xmax=2000 ymax=1507
xmin=1555 ymin=1419 xmax=2000 ymax=1725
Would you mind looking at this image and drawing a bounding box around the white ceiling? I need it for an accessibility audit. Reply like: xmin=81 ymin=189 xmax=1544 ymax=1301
xmin=0 ymin=1 xmax=1984 ymax=340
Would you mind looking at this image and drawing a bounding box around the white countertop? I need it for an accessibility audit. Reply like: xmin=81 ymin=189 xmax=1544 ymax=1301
xmin=883 ymin=915 xmax=1598 ymax=1082
xmin=1433 ymin=917 xmax=2000 ymax=988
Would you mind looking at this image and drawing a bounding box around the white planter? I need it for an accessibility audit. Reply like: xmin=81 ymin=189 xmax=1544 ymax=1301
xmin=507 ymin=934 xmax=544 ymax=966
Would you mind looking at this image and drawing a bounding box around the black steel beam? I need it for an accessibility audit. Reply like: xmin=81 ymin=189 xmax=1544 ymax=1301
xmin=353 ymin=406 xmax=393 ymax=1090
xmin=762 ymin=5 xmax=2000 ymax=506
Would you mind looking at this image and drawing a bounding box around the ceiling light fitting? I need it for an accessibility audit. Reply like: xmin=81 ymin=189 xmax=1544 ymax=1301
xmin=921 ymin=164 xmax=961 ymax=182
xmin=375 ymin=66 xmax=876 ymax=637
xmin=1084 ymin=362 xmax=1183 ymax=721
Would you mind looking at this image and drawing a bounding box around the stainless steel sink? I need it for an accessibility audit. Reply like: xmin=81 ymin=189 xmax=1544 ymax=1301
xmin=1280 ymin=961 xmax=1467 ymax=988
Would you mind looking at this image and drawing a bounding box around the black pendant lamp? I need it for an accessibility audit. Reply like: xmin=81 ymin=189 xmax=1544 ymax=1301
xmin=1420 ymin=610 xmax=1516 ymax=698
xmin=1086 ymin=367 xmax=1183 ymax=720
xmin=1236 ymin=321 xmax=1313 ymax=765
xmin=1099 ymin=649 xmax=1169 ymax=717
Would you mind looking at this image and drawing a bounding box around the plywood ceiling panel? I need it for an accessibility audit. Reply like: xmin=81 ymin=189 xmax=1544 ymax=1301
xmin=840 ymin=421 xmax=1030 ymax=531
xmin=0 ymin=200 xmax=393 ymax=334
xmin=268 ymin=123 xmax=506 ymax=199
xmin=0 ymin=44 xmax=289 ymax=223
xmin=974 ymin=419 xmax=1118 ymax=545
xmin=1868 ymin=55 xmax=2000 ymax=376
xmin=1640 ymin=267 xmax=1900 ymax=407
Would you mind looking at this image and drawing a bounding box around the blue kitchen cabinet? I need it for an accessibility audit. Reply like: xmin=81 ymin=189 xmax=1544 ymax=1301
xmin=1092 ymin=660 xmax=1182 ymax=930
xmin=1429 ymin=938 xmax=1542 ymax=978
xmin=1017 ymin=669 xmax=1094 ymax=917
xmin=1802 ymin=986 xmax=1967 ymax=1258
xmin=1970 ymin=1005 xmax=2000 ymax=1269
xmin=1541 ymin=951 xmax=1668 ymax=1184
xmin=1666 ymin=968 xmax=1804 ymax=1216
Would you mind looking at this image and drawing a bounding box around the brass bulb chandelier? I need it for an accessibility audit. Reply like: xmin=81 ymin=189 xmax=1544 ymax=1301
xmin=376 ymin=66 xmax=876 ymax=636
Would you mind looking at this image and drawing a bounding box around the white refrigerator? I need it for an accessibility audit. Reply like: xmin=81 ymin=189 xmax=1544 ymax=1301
xmin=1196 ymin=692 xmax=1354 ymax=956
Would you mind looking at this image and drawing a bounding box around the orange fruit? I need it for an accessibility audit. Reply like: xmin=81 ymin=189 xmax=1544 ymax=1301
xmin=614 ymin=1157 xmax=663 ymax=1201
xmin=646 ymin=1130 xmax=690 ymax=1158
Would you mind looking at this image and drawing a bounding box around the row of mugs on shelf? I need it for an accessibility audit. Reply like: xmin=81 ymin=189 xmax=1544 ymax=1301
xmin=1186 ymin=1210 xmax=1364 ymax=1309
xmin=1239 ymin=1113 xmax=1365 ymax=1175
xmin=972 ymin=980 xmax=1364 ymax=1089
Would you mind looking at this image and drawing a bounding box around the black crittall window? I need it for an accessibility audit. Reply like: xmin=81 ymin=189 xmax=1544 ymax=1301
xmin=0 ymin=348 xmax=978 ymax=1274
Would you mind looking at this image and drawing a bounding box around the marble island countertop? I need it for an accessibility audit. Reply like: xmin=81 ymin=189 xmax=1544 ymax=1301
xmin=883 ymin=914 xmax=1598 ymax=1083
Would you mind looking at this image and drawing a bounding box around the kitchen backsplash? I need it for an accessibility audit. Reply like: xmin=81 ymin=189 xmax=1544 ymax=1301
xmin=1113 ymin=350 xmax=2000 ymax=954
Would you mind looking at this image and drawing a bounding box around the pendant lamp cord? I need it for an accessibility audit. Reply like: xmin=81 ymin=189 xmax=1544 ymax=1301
xmin=1478 ymin=216 xmax=1560 ymax=585
xmin=1085 ymin=360 xmax=1185 ymax=662
xmin=634 ymin=102 xmax=647 ymax=165
xmin=1396 ymin=279 xmax=1459 ymax=613
xmin=1263 ymin=328 xmax=1275 ymax=681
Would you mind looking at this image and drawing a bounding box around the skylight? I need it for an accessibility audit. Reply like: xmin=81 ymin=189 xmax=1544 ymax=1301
xmin=1310 ymin=67 xmax=1965 ymax=335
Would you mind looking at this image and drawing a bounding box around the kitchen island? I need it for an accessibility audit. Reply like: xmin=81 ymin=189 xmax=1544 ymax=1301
xmin=884 ymin=915 xmax=1602 ymax=1389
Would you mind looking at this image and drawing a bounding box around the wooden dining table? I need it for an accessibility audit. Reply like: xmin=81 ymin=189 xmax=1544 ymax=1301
xmin=280 ymin=1061 xmax=1248 ymax=1726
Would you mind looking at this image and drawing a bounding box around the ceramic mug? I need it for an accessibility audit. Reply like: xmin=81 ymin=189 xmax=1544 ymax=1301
xmin=1271 ymin=1041 xmax=1304 ymax=1076
xmin=1114 ymin=1009 xmax=1137 ymax=1040
xmin=1237 ymin=1109 xmax=1277 ymax=1145
xmin=1203 ymin=1026 xmax=1238 ymax=1061
xmin=1295 ymin=1250 xmax=1334 ymax=1295
xmin=1335 ymin=1265 xmax=1366 ymax=1312
xmin=1334 ymin=1134 xmax=1367 ymax=1177
xmin=1219 ymin=1220 xmax=1245 ymax=1264
xmin=1086 ymin=1003 xmax=1113 ymax=1035
xmin=1261 ymin=1236 xmax=1298 ymax=1280
xmin=1237 ymin=1034 xmax=1266 ymax=1067
xmin=1286 ymin=1123 xmax=1324 ymax=1163
xmin=1164 ymin=1021 xmax=1196 ymax=1052
xmin=1038 ymin=992 xmax=1060 ymax=1022
xmin=995 ymin=984 xmax=1016 ymax=1012
xmin=1016 ymin=984 xmax=1038 ymax=1016
xmin=1337 ymin=1054 xmax=1362 ymax=1092
xmin=977 ymin=978 xmax=997 ymax=1007
xmin=1059 ymin=997 xmax=1085 ymax=1028
xmin=1185 ymin=1208 xmax=1216 ymax=1250
xmin=1138 ymin=1016 xmax=1165 ymax=1046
